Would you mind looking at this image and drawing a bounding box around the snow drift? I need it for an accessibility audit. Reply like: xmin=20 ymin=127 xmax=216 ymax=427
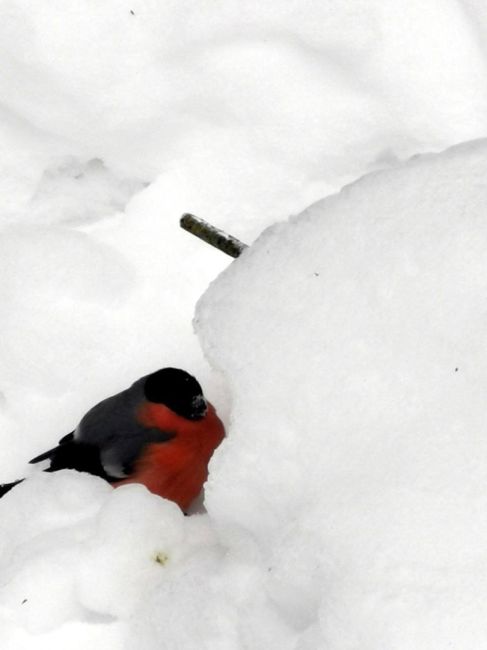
xmin=195 ymin=139 xmax=487 ymax=648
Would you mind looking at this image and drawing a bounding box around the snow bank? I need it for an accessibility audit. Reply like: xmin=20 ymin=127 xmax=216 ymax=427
xmin=195 ymin=138 xmax=487 ymax=648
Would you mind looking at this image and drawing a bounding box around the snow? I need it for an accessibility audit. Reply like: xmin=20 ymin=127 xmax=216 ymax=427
xmin=3 ymin=0 xmax=487 ymax=239
xmin=197 ymin=138 xmax=487 ymax=647
xmin=1 ymin=0 xmax=487 ymax=648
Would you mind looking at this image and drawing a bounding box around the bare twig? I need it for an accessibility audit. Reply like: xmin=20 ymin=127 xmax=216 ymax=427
xmin=180 ymin=213 xmax=248 ymax=258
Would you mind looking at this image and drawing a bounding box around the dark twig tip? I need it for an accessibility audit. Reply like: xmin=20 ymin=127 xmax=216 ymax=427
xmin=180 ymin=213 xmax=248 ymax=258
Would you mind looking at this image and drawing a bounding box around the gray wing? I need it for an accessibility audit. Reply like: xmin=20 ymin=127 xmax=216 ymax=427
xmin=75 ymin=380 xmax=175 ymax=478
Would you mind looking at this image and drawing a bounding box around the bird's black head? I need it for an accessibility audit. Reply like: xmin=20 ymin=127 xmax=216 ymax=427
xmin=143 ymin=368 xmax=207 ymax=420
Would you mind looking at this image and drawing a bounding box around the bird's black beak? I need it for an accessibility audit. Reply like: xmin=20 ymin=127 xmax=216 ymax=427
xmin=190 ymin=395 xmax=208 ymax=420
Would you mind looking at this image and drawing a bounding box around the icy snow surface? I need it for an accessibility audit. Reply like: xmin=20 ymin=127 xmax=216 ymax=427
xmin=1 ymin=0 xmax=487 ymax=648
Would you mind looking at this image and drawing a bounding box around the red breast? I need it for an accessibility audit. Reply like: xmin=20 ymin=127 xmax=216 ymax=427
xmin=114 ymin=401 xmax=225 ymax=510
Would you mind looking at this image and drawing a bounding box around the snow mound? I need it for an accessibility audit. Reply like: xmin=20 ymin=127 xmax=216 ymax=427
xmin=0 ymin=473 xmax=208 ymax=636
xmin=195 ymin=139 xmax=487 ymax=647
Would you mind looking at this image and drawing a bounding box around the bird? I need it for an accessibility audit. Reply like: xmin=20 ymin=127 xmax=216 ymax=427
xmin=0 ymin=368 xmax=225 ymax=511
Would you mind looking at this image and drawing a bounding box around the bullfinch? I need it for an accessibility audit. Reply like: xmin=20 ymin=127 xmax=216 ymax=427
xmin=0 ymin=368 xmax=225 ymax=511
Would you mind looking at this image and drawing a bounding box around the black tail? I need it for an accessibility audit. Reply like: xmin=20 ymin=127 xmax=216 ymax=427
xmin=0 ymin=432 xmax=113 ymax=499
xmin=32 ymin=433 xmax=113 ymax=480
xmin=29 ymin=447 xmax=60 ymax=464
xmin=29 ymin=432 xmax=75 ymax=465
xmin=0 ymin=479 xmax=24 ymax=497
